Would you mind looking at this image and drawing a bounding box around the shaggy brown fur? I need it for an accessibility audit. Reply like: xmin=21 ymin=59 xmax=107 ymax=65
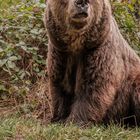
xmin=44 ymin=0 xmax=140 ymax=126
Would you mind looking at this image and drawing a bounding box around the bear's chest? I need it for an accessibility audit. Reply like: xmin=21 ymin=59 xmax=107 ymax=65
xmin=63 ymin=31 xmax=86 ymax=52
xmin=69 ymin=38 xmax=84 ymax=52
xmin=61 ymin=52 xmax=84 ymax=94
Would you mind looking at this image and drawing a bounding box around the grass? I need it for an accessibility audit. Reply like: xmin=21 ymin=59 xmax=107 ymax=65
xmin=0 ymin=115 xmax=140 ymax=140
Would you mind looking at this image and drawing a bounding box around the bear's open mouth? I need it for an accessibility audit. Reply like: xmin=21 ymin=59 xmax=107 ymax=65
xmin=72 ymin=12 xmax=88 ymax=19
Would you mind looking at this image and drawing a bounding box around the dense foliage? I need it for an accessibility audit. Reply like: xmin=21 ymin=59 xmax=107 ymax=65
xmin=112 ymin=0 xmax=140 ymax=52
xmin=0 ymin=0 xmax=47 ymax=98
xmin=0 ymin=0 xmax=139 ymax=116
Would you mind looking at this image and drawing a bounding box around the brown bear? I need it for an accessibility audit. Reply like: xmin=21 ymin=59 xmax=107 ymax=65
xmin=44 ymin=0 xmax=140 ymax=126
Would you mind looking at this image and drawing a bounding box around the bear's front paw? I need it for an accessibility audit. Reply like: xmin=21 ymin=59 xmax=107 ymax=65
xmin=51 ymin=115 xmax=66 ymax=123
xmin=66 ymin=115 xmax=86 ymax=126
xmin=51 ymin=116 xmax=61 ymax=123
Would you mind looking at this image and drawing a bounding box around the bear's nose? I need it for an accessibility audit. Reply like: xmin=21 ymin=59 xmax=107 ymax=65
xmin=75 ymin=0 xmax=89 ymax=10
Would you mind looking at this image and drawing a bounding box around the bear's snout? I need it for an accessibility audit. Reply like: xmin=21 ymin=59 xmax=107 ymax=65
xmin=74 ymin=0 xmax=89 ymax=15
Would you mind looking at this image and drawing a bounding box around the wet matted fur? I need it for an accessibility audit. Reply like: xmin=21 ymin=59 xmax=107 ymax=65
xmin=44 ymin=0 xmax=140 ymax=126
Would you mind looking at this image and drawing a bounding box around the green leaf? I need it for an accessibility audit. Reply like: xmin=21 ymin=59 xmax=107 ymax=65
xmin=7 ymin=60 xmax=16 ymax=69
xmin=8 ymin=56 xmax=18 ymax=61
xmin=0 ymin=85 xmax=6 ymax=91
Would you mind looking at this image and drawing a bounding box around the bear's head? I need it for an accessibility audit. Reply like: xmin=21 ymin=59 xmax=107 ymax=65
xmin=47 ymin=0 xmax=111 ymax=30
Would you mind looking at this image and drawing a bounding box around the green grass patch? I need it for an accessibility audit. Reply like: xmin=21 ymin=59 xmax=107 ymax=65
xmin=0 ymin=116 xmax=140 ymax=140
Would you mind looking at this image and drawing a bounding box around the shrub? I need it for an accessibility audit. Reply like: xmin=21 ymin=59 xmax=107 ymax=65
xmin=0 ymin=1 xmax=47 ymax=98
xmin=112 ymin=1 xmax=140 ymax=54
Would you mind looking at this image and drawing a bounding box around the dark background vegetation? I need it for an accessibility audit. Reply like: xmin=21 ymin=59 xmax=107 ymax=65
xmin=0 ymin=0 xmax=140 ymax=139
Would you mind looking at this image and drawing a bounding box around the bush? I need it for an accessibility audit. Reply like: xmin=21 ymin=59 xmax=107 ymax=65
xmin=0 ymin=1 xmax=47 ymax=98
xmin=112 ymin=1 xmax=140 ymax=53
